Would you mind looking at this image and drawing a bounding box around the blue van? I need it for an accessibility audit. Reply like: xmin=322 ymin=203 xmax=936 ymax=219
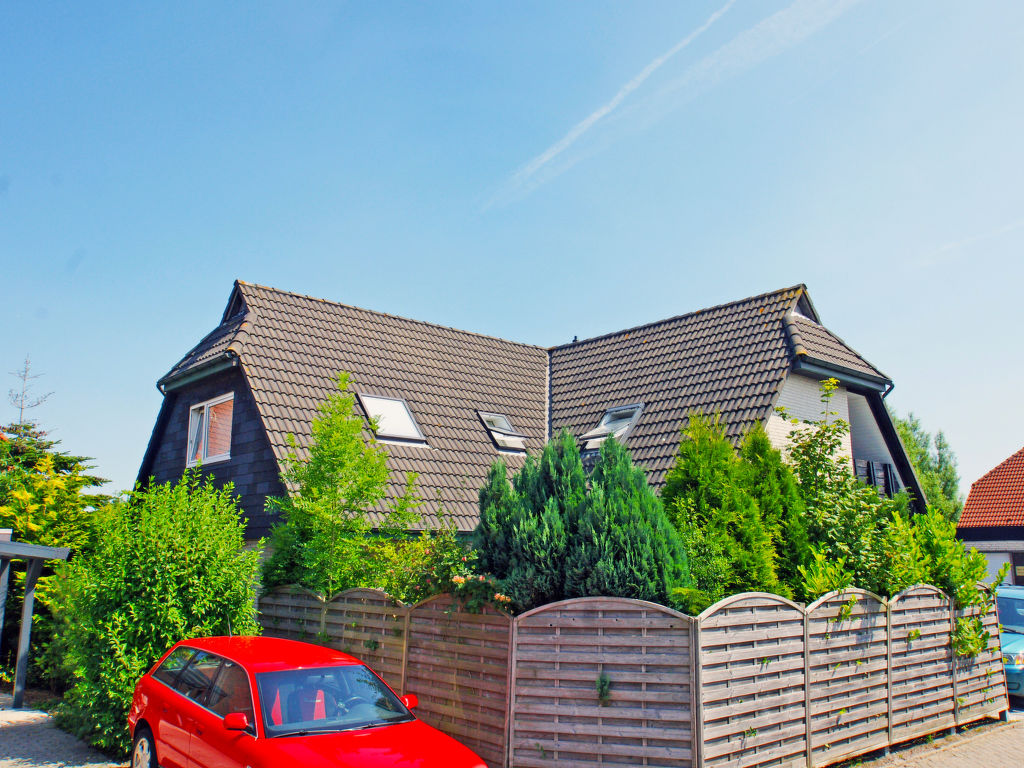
xmin=997 ymin=585 xmax=1024 ymax=697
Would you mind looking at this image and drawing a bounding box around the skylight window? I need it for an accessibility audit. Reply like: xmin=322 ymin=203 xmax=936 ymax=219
xmin=358 ymin=394 xmax=426 ymax=443
xmin=186 ymin=393 xmax=234 ymax=466
xmin=579 ymin=403 xmax=644 ymax=450
xmin=479 ymin=412 xmax=527 ymax=452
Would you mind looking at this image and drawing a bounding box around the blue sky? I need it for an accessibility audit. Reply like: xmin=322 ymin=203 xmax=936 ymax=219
xmin=2 ymin=0 xmax=1022 ymax=497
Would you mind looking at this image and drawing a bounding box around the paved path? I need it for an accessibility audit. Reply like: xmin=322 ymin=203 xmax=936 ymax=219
xmin=856 ymin=719 xmax=1023 ymax=768
xmin=0 ymin=696 xmax=123 ymax=768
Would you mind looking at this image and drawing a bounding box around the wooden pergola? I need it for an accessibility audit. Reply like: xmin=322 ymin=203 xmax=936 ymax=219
xmin=0 ymin=539 xmax=70 ymax=708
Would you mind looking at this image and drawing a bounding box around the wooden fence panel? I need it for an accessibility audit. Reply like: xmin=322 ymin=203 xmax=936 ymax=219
xmin=324 ymin=589 xmax=408 ymax=692
xmin=259 ymin=586 xmax=325 ymax=642
xmin=953 ymin=585 xmax=1008 ymax=725
xmin=806 ymin=589 xmax=889 ymax=766
xmin=406 ymin=594 xmax=512 ymax=768
xmin=698 ymin=594 xmax=807 ymax=768
xmin=889 ymin=586 xmax=955 ymax=743
xmin=510 ymin=597 xmax=694 ymax=768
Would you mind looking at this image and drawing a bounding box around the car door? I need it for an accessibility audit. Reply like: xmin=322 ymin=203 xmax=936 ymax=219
xmin=188 ymin=657 xmax=259 ymax=768
xmin=148 ymin=646 xmax=198 ymax=768
xmin=160 ymin=650 xmax=223 ymax=767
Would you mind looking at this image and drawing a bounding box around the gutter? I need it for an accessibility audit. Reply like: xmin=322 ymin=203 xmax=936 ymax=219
xmin=791 ymin=357 xmax=890 ymax=394
xmin=158 ymin=354 xmax=238 ymax=394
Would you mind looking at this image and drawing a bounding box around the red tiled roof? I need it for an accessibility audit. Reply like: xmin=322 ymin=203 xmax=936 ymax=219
xmin=958 ymin=446 xmax=1024 ymax=528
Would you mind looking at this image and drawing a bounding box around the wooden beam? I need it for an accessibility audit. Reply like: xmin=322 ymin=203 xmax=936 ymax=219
xmin=12 ymin=558 xmax=44 ymax=709
xmin=0 ymin=557 xmax=10 ymax=659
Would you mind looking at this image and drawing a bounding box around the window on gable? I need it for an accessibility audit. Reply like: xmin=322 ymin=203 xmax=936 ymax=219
xmin=478 ymin=412 xmax=527 ymax=452
xmin=579 ymin=403 xmax=644 ymax=451
xmin=186 ymin=393 xmax=234 ymax=467
xmin=358 ymin=394 xmax=426 ymax=443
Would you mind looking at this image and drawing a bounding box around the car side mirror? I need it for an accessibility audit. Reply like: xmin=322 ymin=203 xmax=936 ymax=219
xmin=400 ymin=694 xmax=418 ymax=710
xmin=223 ymin=712 xmax=249 ymax=731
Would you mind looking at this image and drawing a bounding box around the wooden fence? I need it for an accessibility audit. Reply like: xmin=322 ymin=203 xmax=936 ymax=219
xmin=259 ymin=585 xmax=1007 ymax=768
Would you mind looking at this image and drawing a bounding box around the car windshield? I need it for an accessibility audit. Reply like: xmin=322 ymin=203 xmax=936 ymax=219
xmin=997 ymin=595 xmax=1024 ymax=634
xmin=256 ymin=665 xmax=413 ymax=737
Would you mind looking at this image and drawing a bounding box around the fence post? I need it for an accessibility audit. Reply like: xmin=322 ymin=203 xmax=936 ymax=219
xmin=692 ymin=620 xmax=704 ymax=768
xmin=950 ymin=595 xmax=960 ymax=732
xmin=885 ymin=598 xmax=893 ymax=755
xmin=804 ymin=607 xmax=813 ymax=768
xmin=505 ymin=617 xmax=517 ymax=768
xmin=398 ymin=606 xmax=412 ymax=696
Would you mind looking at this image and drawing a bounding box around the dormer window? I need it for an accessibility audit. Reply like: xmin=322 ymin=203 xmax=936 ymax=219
xmin=186 ymin=393 xmax=234 ymax=466
xmin=580 ymin=403 xmax=643 ymax=450
xmin=478 ymin=412 xmax=527 ymax=452
xmin=358 ymin=394 xmax=426 ymax=444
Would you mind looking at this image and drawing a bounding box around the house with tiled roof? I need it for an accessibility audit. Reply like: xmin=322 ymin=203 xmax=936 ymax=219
xmin=957 ymin=446 xmax=1024 ymax=584
xmin=138 ymin=281 xmax=923 ymax=541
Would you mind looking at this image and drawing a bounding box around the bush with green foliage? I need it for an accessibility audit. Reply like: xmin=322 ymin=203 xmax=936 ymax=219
xmin=55 ymin=472 xmax=261 ymax=755
xmin=892 ymin=411 xmax=963 ymax=521
xmin=662 ymin=414 xmax=782 ymax=611
xmin=261 ymin=373 xmax=470 ymax=603
xmin=474 ymin=432 xmax=690 ymax=612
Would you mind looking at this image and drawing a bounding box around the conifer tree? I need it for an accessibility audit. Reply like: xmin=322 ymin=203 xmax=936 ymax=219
xmin=662 ymin=414 xmax=780 ymax=609
xmin=738 ymin=425 xmax=811 ymax=593
xmin=563 ymin=437 xmax=692 ymax=604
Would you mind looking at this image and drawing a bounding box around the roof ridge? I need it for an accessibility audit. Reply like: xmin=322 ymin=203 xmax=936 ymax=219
xmin=969 ymin=445 xmax=1024 ymax=489
xmin=236 ymin=280 xmax=547 ymax=353
xmin=548 ymin=284 xmax=807 ymax=351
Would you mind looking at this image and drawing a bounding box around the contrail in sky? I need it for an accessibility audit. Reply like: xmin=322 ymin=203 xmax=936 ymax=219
xmin=498 ymin=1 xmax=736 ymax=200
xmin=490 ymin=0 xmax=864 ymax=208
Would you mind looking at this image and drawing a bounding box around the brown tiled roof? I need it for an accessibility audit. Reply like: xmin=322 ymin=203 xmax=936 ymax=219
xmin=160 ymin=281 xmax=893 ymax=528
xmin=785 ymin=314 xmax=887 ymax=381
xmin=164 ymin=282 xmax=548 ymax=531
xmin=958 ymin=446 xmax=1024 ymax=528
xmin=549 ymin=286 xmax=807 ymax=486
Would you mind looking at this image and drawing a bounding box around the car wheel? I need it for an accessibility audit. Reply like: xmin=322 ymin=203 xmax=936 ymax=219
xmin=131 ymin=727 xmax=157 ymax=768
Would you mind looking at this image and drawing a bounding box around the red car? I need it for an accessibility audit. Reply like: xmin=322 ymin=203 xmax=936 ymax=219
xmin=128 ymin=636 xmax=487 ymax=768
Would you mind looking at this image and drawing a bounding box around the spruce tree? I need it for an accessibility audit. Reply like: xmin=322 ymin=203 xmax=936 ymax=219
xmin=738 ymin=425 xmax=811 ymax=595
xmin=662 ymin=414 xmax=780 ymax=608
xmin=563 ymin=437 xmax=692 ymax=604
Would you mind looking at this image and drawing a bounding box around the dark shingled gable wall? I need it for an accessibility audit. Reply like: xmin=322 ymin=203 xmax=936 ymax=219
xmin=144 ymin=367 xmax=284 ymax=539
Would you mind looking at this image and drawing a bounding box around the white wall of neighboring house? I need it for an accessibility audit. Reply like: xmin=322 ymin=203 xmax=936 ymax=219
xmin=765 ymin=374 xmax=852 ymax=463
xmin=971 ymin=547 xmax=1013 ymax=584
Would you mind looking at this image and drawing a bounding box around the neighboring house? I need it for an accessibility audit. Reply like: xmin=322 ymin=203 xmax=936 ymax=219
xmin=958 ymin=446 xmax=1024 ymax=584
xmin=138 ymin=281 xmax=923 ymax=541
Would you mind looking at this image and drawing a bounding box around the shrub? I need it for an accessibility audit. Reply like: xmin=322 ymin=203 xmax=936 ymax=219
xmin=563 ymin=437 xmax=692 ymax=605
xmin=55 ymin=472 xmax=261 ymax=755
xmin=662 ymin=414 xmax=781 ymax=609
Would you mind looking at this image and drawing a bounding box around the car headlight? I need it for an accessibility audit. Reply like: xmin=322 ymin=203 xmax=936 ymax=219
xmin=1004 ymin=653 xmax=1024 ymax=666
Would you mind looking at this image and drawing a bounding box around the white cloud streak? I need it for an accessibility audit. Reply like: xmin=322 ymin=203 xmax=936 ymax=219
xmin=920 ymin=217 xmax=1024 ymax=266
xmin=489 ymin=0 xmax=864 ymax=208
xmin=491 ymin=1 xmax=736 ymax=206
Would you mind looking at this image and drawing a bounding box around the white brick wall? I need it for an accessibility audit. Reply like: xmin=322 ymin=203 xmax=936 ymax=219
xmin=765 ymin=374 xmax=852 ymax=464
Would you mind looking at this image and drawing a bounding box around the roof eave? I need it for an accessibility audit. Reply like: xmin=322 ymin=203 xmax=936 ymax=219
xmin=791 ymin=357 xmax=891 ymax=393
xmin=158 ymin=354 xmax=239 ymax=393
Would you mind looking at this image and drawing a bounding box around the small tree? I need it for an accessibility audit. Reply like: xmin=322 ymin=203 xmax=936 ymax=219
xmin=262 ymin=373 xmax=468 ymax=602
xmin=892 ymin=412 xmax=963 ymax=521
xmin=662 ymin=414 xmax=780 ymax=609
xmin=563 ymin=437 xmax=692 ymax=605
xmin=56 ymin=472 xmax=261 ymax=755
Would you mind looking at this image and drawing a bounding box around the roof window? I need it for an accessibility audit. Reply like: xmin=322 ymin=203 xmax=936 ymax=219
xmin=579 ymin=403 xmax=643 ymax=450
xmin=358 ymin=394 xmax=426 ymax=443
xmin=478 ymin=412 xmax=527 ymax=452
xmin=186 ymin=393 xmax=234 ymax=466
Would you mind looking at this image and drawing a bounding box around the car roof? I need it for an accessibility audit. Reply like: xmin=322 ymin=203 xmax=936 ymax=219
xmin=996 ymin=584 xmax=1024 ymax=596
xmin=176 ymin=636 xmax=363 ymax=673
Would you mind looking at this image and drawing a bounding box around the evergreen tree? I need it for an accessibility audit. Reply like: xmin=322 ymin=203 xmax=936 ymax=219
xmin=563 ymin=437 xmax=692 ymax=604
xmin=662 ymin=414 xmax=780 ymax=609
xmin=892 ymin=411 xmax=963 ymax=521
xmin=738 ymin=425 xmax=811 ymax=592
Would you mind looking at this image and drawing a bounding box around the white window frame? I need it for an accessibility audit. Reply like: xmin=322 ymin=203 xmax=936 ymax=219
xmin=478 ymin=411 xmax=527 ymax=452
xmin=580 ymin=403 xmax=644 ymax=451
xmin=186 ymin=392 xmax=234 ymax=467
xmin=357 ymin=393 xmax=427 ymax=444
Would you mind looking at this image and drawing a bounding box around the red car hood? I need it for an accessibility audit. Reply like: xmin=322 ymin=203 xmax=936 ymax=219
xmin=258 ymin=719 xmax=487 ymax=768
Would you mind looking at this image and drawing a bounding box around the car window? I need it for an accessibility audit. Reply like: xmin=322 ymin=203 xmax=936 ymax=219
xmin=172 ymin=651 xmax=223 ymax=706
xmin=208 ymin=659 xmax=255 ymax=727
xmin=153 ymin=646 xmax=196 ymax=687
xmin=256 ymin=664 xmax=413 ymax=737
xmin=998 ymin=595 xmax=1024 ymax=633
